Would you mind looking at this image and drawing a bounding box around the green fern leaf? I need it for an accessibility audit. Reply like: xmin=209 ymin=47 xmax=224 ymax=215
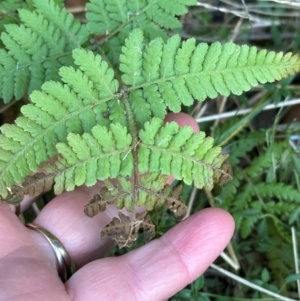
xmin=0 ymin=0 xmax=35 ymax=33
xmin=86 ymin=0 xmax=196 ymax=67
xmin=245 ymin=143 xmax=285 ymax=178
xmin=138 ymin=118 xmax=230 ymax=190
xmin=232 ymin=183 xmax=254 ymax=211
xmin=120 ymin=29 xmax=300 ymax=123
xmin=228 ymin=131 xmax=266 ymax=165
xmin=0 ymin=0 xmax=89 ymax=103
xmin=48 ymin=123 xmax=133 ymax=193
xmin=239 ymin=213 xmax=259 ymax=238
xmin=0 ymin=49 xmax=118 ymax=198
xmin=254 ymin=183 xmax=300 ymax=202
xmin=86 ymin=0 xmax=195 ymax=37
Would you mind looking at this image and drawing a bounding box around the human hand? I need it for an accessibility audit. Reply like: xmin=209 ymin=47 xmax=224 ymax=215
xmin=0 ymin=114 xmax=235 ymax=301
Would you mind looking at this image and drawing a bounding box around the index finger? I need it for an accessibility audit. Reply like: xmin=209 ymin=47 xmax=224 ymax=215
xmin=65 ymin=208 xmax=235 ymax=301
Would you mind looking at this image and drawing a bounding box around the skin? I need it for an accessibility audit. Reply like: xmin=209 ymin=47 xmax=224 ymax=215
xmin=0 ymin=113 xmax=235 ymax=301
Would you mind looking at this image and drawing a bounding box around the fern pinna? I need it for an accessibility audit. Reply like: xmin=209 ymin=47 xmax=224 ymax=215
xmin=1 ymin=0 xmax=300 ymax=247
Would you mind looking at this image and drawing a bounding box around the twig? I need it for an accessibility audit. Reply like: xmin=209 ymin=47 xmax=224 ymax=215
xmin=31 ymin=202 xmax=40 ymax=216
xmin=226 ymin=243 xmax=240 ymax=270
xmin=219 ymin=251 xmax=240 ymax=271
xmin=0 ymin=100 xmax=18 ymax=114
xmin=183 ymin=186 xmax=197 ymax=219
xmin=196 ymin=1 xmax=259 ymax=21
xmin=210 ymin=263 xmax=299 ymax=301
xmin=66 ymin=6 xmax=86 ymax=14
xmin=196 ymin=98 xmax=300 ymax=123
xmin=204 ymin=188 xmax=215 ymax=207
xmin=291 ymin=226 xmax=300 ymax=300
xmin=264 ymin=0 xmax=300 ymax=8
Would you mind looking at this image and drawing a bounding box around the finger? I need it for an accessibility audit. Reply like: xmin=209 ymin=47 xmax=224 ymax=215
xmin=164 ymin=112 xmax=199 ymax=132
xmin=33 ymin=183 xmax=116 ymax=267
xmin=31 ymin=113 xmax=200 ymax=267
xmin=0 ymin=204 xmax=69 ymax=301
xmin=66 ymin=208 xmax=234 ymax=301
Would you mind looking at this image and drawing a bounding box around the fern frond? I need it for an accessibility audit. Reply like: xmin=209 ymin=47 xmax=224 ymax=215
xmin=254 ymin=183 xmax=300 ymax=202
xmin=86 ymin=0 xmax=195 ymax=37
xmin=86 ymin=0 xmax=196 ymax=67
xmin=245 ymin=142 xmax=285 ymax=178
xmin=0 ymin=0 xmax=89 ymax=103
xmin=0 ymin=49 xmax=119 ymax=198
xmin=120 ymin=29 xmax=300 ymax=123
xmin=47 ymin=123 xmax=133 ymax=194
xmin=228 ymin=131 xmax=266 ymax=165
xmin=138 ymin=118 xmax=230 ymax=190
xmin=239 ymin=213 xmax=259 ymax=238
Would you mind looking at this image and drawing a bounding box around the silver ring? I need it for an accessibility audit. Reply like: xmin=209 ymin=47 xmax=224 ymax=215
xmin=26 ymin=223 xmax=76 ymax=282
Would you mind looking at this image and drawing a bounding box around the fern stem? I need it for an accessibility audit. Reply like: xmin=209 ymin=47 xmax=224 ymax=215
xmin=122 ymin=94 xmax=139 ymax=219
xmin=210 ymin=264 xmax=298 ymax=301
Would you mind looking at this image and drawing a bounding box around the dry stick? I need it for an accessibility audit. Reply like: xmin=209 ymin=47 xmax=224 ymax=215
xmin=265 ymin=0 xmax=300 ymax=8
xmin=210 ymin=263 xmax=299 ymax=301
xmin=66 ymin=6 xmax=86 ymax=14
xmin=220 ymin=0 xmax=300 ymax=16
xmin=32 ymin=202 xmax=40 ymax=216
xmin=183 ymin=186 xmax=197 ymax=219
xmin=0 ymin=100 xmax=18 ymax=114
xmin=196 ymin=1 xmax=269 ymax=24
xmin=196 ymin=98 xmax=300 ymax=123
xmin=291 ymin=227 xmax=300 ymax=300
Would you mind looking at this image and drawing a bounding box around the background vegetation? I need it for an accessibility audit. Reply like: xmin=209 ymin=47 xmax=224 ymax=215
xmin=1 ymin=0 xmax=300 ymax=300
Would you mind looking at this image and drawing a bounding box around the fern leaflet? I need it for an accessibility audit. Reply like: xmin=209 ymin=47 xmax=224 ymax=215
xmin=138 ymin=118 xmax=230 ymax=190
xmin=0 ymin=0 xmax=89 ymax=103
xmin=254 ymin=183 xmax=300 ymax=202
xmin=49 ymin=123 xmax=133 ymax=194
xmin=120 ymin=29 xmax=300 ymax=124
xmin=86 ymin=0 xmax=195 ymax=38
